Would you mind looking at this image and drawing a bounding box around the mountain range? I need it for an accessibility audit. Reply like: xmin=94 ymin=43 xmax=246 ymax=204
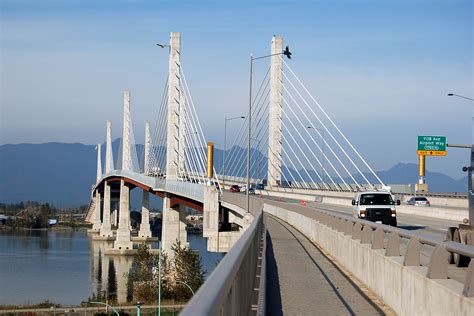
xmin=0 ymin=141 xmax=467 ymax=207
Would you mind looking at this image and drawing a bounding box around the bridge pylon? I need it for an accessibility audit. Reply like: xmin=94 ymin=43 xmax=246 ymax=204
xmin=268 ymin=36 xmax=284 ymax=188
xmin=139 ymin=121 xmax=152 ymax=239
xmin=165 ymin=32 xmax=184 ymax=181
xmin=120 ymin=90 xmax=133 ymax=171
xmin=104 ymin=120 xmax=114 ymax=174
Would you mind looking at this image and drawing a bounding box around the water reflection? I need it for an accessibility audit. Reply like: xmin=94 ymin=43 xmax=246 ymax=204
xmin=0 ymin=230 xmax=224 ymax=306
xmin=89 ymin=240 xmax=135 ymax=304
xmin=88 ymin=234 xmax=224 ymax=304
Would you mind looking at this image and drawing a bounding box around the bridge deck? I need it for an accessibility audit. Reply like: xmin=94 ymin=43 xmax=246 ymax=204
xmin=265 ymin=214 xmax=389 ymax=315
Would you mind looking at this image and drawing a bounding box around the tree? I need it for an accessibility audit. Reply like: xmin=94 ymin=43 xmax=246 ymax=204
xmin=127 ymin=241 xmax=206 ymax=303
xmin=127 ymin=244 xmax=158 ymax=303
xmin=168 ymin=241 xmax=205 ymax=301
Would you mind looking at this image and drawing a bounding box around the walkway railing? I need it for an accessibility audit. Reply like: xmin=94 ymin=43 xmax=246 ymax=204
xmin=265 ymin=200 xmax=474 ymax=297
xmin=181 ymin=210 xmax=265 ymax=316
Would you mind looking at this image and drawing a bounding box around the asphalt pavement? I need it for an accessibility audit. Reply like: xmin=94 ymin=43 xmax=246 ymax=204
xmin=265 ymin=214 xmax=390 ymax=315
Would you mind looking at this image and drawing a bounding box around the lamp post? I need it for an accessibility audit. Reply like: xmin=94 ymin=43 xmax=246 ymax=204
xmin=246 ymin=46 xmax=292 ymax=213
xmin=223 ymin=116 xmax=245 ymax=188
xmin=448 ymin=92 xmax=474 ymax=221
xmin=87 ymin=301 xmax=120 ymax=316
xmin=307 ymin=126 xmax=325 ymax=185
xmin=176 ymin=280 xmax=195 ymax=296
xmin=447 ymin=93 xmax=474 ymax=101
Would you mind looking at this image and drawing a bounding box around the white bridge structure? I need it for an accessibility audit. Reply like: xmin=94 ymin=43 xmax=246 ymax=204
xmin=86 ymin=33 xmax=474 ymax=314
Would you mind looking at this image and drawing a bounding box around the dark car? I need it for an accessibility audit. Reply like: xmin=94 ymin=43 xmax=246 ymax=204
xmin=248 ymin=187 xmax=255 ymax=195
xmin=230 ymin=185 xmax=241 ymax=193
xmin=255 ymin=183 xmax=265 ymax=190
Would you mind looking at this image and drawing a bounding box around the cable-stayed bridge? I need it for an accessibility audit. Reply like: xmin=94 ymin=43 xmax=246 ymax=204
xmin=85 ymin=32 xmax=474 ymax=315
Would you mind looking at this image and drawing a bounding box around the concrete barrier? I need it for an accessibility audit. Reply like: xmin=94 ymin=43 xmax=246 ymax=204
xmin=397 ymin=205 xmax=468 ymax=222
xmin=264 ymin=204 xmax=474 ymax=315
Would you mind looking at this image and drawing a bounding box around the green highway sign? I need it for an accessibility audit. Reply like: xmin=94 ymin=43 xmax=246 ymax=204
xmin=417 ymin=136 xmax=447 ymax=156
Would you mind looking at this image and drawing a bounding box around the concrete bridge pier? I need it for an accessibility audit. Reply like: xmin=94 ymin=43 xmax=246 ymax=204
xmin=204 ymin=186 xmax=243 ymax=252
xmin=161 ymin=193 xmax=187 ymax=256
xmin=113 ymin=180 xmax=133 ymax=250
xmin=138 ymin=191 xmax=152 ymax=238
xmin=90 ymin=191 xmax=102 ymax=233
xmin=99 ymin=181 xmax=114 ymax=239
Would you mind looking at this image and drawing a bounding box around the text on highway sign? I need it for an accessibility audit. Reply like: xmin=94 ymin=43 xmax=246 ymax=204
xmin=417 ymin=136 xmax=446 ymax=156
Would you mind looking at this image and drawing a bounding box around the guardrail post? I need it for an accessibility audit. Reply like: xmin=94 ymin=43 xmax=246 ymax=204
xmin=361 ymin=225 xmax=372 ymax=244
xmin=371 ymin=228 xmax=384 ymax=249
xmin=323 ymin=213 xmax=329 ymax=225
xmin=463 ymin=260 xmax=474 ymax=297
xmin=337 ymin=218 xmax=345 ymax=232
xmin=385 ymin=232 xmax=401 ymax=256
xmin=329 ymin=216 xmax=336 ymax=229
xmin=427 ymin=243 xmax=449 ymax=279
xmin=344 ymin=220 xmax=353 ymax=236
xmin=403 ymin=238 xmax=421 ymax=266
xmin=352 ymin=222 xmax=362 ymax=240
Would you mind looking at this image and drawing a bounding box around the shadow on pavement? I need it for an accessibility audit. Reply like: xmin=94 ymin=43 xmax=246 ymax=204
xmin=265 ymin=230 xmax=283 ymax=316
xmin=398 ymin=225 xmax=426 ymax=231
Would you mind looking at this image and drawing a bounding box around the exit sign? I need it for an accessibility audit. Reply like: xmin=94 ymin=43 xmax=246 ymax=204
xmin=417 ymin=136 xmax=447 ymax=156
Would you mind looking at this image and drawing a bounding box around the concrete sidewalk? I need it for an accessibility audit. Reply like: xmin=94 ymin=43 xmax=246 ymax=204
xmin=265 ymin=214 xmax=388 ymax=315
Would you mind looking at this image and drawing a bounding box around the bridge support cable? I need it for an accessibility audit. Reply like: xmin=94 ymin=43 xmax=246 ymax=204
xmin=280 ymin=102 xmax=331 ymax=190
xmin=282 ymin=74 xmax=366 ymax=189
xmin=280 ymin=76 xmax=347 ymax=189
xmin=280 ymin=128 xmax=318 ymax=189
xmin=281 ymin=57 xmax=384 ymax=188
xmin=180 ymin=65 xmax=222 ymax=191
xmin=280 ymin=143 xmax=308 ymax=189
xmin=225 ymin=69 xmax=270 ymax=180
xmin=149 ymin=79 xmax=169 ymax=176
xmin=224 ymin=68 xmax=270 ymax=176
xmin=230 ymin=96 xmax=270 ymax=182
xmin=179 ymin=78 xmax=207 ymax=184
xmin=181 ymin=102 xmax=207 ymax=184
xmin=282 ymin=92 xmax=352 ymax=190
xmin=281 ymin=97 xmax=346 ymax=190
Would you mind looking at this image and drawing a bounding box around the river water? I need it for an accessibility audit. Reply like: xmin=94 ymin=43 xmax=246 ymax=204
xmin=0 ymin=230 xmax=224 ymax=306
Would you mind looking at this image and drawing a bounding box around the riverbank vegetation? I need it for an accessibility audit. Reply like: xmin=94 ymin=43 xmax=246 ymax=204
xmin=0 ymin=201 xmax=88 ymax=230
xmin=127 ymin=242 xmax=205 ymax=304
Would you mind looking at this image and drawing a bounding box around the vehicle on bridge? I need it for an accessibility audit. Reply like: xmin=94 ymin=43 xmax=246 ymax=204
xmin=351 ymin=191 xmax=400 ymax=226
xmin=255 ymin=183 xmax=265 ymax=190
xmin=230 ymin=185 xmax=241 ymax=193
xmin=406 ymin=196 xmax=430 ymax=206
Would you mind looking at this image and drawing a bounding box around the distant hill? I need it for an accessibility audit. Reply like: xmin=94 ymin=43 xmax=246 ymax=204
xmin=0 ymin=142 xmax=467 ymax=207
xmin=376 ymin=163 xmax=467 ymax=192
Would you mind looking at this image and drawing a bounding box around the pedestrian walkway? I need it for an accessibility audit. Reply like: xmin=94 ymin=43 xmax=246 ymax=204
xmin=265 ymin=214 xmax=387 ymax=315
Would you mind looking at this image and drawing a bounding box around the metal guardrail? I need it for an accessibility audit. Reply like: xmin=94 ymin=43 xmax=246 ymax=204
xmin=256 ymin=216 xmax=267 ymax=316
xmin=282 ymin=202 xmax=474 ymax=297
xmin=181 ymin=210 xmax=265 ymax=316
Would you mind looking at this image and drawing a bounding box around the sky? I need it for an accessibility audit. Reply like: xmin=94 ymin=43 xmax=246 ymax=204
xmin=1 ymin=0 xmax=472 ymax=180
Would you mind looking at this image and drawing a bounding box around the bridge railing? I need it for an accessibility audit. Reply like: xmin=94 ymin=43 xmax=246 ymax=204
xmin=181 ymin=210 xmax=265 ymax=316
xmin=265 ymin=200 xmax=474 ymax=297
xmin=163 ymin=180 xmax=205 ymax=203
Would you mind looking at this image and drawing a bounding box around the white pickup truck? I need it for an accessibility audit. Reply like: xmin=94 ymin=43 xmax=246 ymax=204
xmin=351 ymin=191 xmax=400 ymax=226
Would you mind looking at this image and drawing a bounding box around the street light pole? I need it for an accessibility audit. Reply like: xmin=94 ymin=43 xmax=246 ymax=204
xmin=246 ymin=46 xmax=292 ymax=213
xmin=447 ymin=93 xmax=474 ymax=101
xmin=176 ymin=280 xmax=195 ymax=296
xmin=246 ymin=54 xmax=253 ymax=213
